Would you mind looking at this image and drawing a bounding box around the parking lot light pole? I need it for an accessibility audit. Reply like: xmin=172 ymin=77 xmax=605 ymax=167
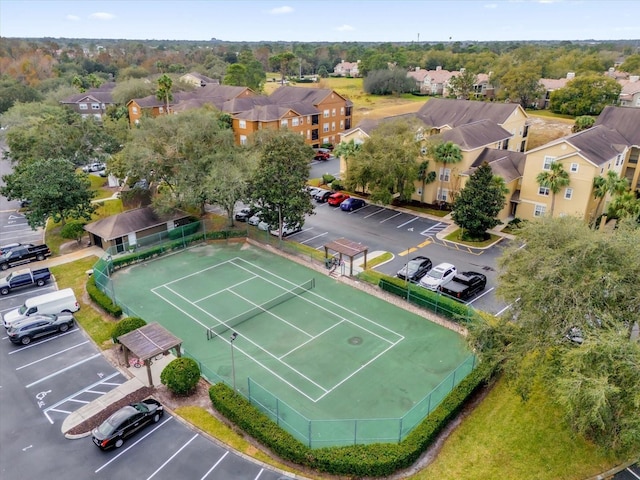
xmin=230 ymin=332 xmax=238 ymax=392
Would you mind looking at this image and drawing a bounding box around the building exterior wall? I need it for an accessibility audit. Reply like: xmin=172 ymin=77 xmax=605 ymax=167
xmin=500 ymin=107 xmax=530 ymax=152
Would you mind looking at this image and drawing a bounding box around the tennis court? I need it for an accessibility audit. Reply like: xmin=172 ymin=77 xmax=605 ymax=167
xmin=109 ymin=242 xmax=473 ymax=446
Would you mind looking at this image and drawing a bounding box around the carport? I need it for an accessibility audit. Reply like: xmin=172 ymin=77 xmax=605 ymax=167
xmin=323 ymin=237 xmax=369 ymax=276
xmin=118 ymin=322 xmax=182 ymax=387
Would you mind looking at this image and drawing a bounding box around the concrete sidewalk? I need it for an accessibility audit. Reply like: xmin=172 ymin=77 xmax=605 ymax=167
xmin=41 ymin=245 xmax=104 ymax=269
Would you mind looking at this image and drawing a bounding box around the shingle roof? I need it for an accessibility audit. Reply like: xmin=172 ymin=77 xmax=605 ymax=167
xmin=466 ymin=148 xmax=526 ymax=183
xmin=60 ymin=90 xmax=115 ymax=105
xmin=539 ymin=78 xmax=569 ymax=90
xmin=234 ymin=104 xmax=296 ymax=121
xmin=439 ymin=120 xmax=511 ymax=150
xmin=268 ymin=86 xmax=353 ymax=107
xmin=416 ymin=98 xmax=523 ymax=128
xmin=561 ymin=125 xmax=629 ymax=166
xmin=594 ymin=106 xmax=640 ymax=146
xmin=84 ymin=207 xmax=190 ymax=241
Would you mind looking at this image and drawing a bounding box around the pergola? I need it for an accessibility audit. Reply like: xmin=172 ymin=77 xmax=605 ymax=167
xmin=118 ymin=322 xmax=182 ymax=387
xmin=323 ymin=237 xmax=369 ymax=276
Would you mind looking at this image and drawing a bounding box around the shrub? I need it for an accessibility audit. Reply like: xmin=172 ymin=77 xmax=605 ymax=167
xmin=330 ymin=180 xmax=344 ymax=191
xmin=161 ymin=357 xmax=201 ymax=395
xmin=60 ymin=220 xmax=86 ymax=243
xmin=86 ymin=275 xmax=122 ymax=318
xmin=322 ymin=173 xmax=335 ymax=185
xmin=111 ymin=316 xmax=146 ymax=343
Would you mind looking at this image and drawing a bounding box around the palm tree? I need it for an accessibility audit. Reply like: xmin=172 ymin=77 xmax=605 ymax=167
xmin=536 ymin=162 xmax=570 ymax=216
xmin=417 ymin=160 xmax=437 ymax=204
xmin=592 ymin=170 xmax=629 ymax=224
xmin=156 ymin=74 xmax=173 ymax=114
xmin=433 ymin=141 xmax=462 ymax=206
xmin=606 ymin=191 xmax=640 ymax=221
xmin=333 ymin=139 xmax=361 ymax=178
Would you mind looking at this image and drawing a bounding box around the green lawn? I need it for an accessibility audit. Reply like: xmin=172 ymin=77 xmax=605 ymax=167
xmin=415 ymin=378 xmax=622 ymax=480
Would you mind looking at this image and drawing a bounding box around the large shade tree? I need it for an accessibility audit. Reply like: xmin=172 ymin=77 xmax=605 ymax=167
xmin=249 ymin=130 xmax=314 ymax=239
xmin=469 ymin=217 xmax=640 ymax=452
xmin=536 ymin=161 xmax=570 ymax=216
xmin=550 ymin=75 xmax=621 ymax=116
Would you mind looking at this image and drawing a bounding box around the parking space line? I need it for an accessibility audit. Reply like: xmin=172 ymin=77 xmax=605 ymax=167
xmin=379 ymin=212 xmax=402 ymax=223
xmin=253 ymin=468 xmax=265 ymax=479
xmin=465 ymin=287 xmax=494 ymax=306
xmin=26 ymin=353 xmax=102 ymax=388
xmin=200 ymin=451 xmax=229 ymax=480
xmin=627 ymin=468 xmax=640 ymax=480
xmin=398 ymin=247 xmax=418 ymax=257
xmin=95 ymin=417 xmax=173 ymax=473
xmin=299 ymin=232 xmax=328 ymax=244
xmin=397 ymin=217 xmax=418 ymax=228
xmin=15 ymin=340 xmax=90 ymax=370
xmin=146 ymin=433 xmax=198 ymax=479
xmin=363 ymin=208 xmax=385 ymax=219
xmin=43 ymin=371 xmax=121 ymax=423
xmin=8 ymin=329 xmax=80 ymax=355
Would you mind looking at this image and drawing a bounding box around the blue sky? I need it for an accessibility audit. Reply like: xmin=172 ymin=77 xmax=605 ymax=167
xmin=1 ymin=0 xmax=639 ymax=42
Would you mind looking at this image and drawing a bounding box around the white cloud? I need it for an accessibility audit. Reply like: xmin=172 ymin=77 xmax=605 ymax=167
xmin=269 ymin=6 xmax=293 ymax=15
xmin=484 ymin=3 xmax=498 ymax=8
xmin=335 ymin=24 xmax=355 ymax=32
xmin=89 ymin=12 xmax=115 ymax=21
xmin=66 ymin=15 xmax=80 ymax=21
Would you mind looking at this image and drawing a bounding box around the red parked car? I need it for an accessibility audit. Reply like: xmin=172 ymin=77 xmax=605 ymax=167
xmin=313 ymin=149 xmax=331 ymax=161
xmin=327 ymin=192 xmax=350 ymax=206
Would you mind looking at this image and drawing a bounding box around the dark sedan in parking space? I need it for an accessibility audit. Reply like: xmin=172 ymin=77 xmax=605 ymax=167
xmin=340 ymin=197 xmax=366 ymax=211
xmin=6 ymin=313 xmax=75 ymax=345
xmin=314 ymin=189 xmax=333 ymax=203
xmin=235 ymin=207 xmax=255 ymax=222
xmin=396 ymin=256 xmax=433 ymax=282
xmin=92 ymin=399 xmax=164 ymax=450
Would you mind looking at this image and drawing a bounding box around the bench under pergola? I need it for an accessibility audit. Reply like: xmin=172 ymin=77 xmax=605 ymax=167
xmin=118 ymin=322 xmax=182 ymax=387
xmin=323 ymin=237 xmax=369 ymax=276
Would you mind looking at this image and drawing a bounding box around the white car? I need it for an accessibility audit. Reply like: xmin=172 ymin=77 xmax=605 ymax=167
xmin=418 ymin=262 xmax=457 ymax=291
xmin=257 ymin=220 xmax=270 ymax=231
xmin=248 ymin=214 xmax=261 ymax=226
xmin=270 ymin=223 xmax=302 ymax=237
xmin=82 ymin=162 xmax=106 ymax=173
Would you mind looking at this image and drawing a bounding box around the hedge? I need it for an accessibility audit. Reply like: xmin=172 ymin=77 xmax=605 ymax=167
xmin=86 ymin=275 xmax=122 ymax=317
xmin=209 ymin=361 xmax=496 ymax=477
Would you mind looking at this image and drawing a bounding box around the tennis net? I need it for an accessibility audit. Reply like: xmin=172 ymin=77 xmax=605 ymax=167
xmin=206 ymin=278 xmax=315 ymax=340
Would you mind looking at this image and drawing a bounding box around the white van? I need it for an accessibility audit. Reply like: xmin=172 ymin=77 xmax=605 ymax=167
xmin=3 ymin=288 xmax=79 ymax=328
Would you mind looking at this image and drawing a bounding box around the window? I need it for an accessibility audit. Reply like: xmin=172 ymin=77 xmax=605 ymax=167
xmin=332 ymin=108 xmax=336 ymax=117
xmin=239 ymin=135 xmax=247 ymax=145
xmin=79 ymin=103 xmax=88 ymax=110
xmin=323 ymin=109 xmax=330 ymax=118
xmin=291 ymin=117 xmax=299 ymax=127
xmin=437 ymin=188 xmax=448 ymax=202
xmin=323 ymin=123 xmax=329 ymax=133
xmin=523 ymin=125 xmax=529 ymax=138
xmin=281 ymin=119 xmax=288 ymax=127
xmin=340 ymin=107 xmax=345 ymax=115
xmin=570 ymin=163 xmax=579 ymax=172
xmin=340 ymin=120 xmax=344 ymax=129
xmin=331 ymin=122 xmax=336 ymax=131
xmin=132 ymin=106 xmax=138 ymax=114
xmin=238 ymin=120 xmax=246 ymax=129
xmin=538 ymin=186 xmax=550 ymax=196
xmin=534 ymin=204 xmax=546 ymax=217
xmin=439 ymin=168 xmax=451 ymax=182
xmin=564 ymin=188 xmax=573 ymax=200
xmin=306 ymin=129 xmax=311 ymax=139
xmin=615 ymin=154 xmax=623 ymax=166
xmin=158 ymin=106 xmax=164 ymax=113
xmin=543 ymin=156 xmax=555 ymax=170
xmin=91 ymin=103 xmax=100 ymax=110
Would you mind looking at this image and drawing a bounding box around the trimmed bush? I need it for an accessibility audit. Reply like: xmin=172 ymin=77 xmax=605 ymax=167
xmin=209 ymin=361 xmax=496 ymax=476
xmin=161 ymin=357 xmax=201 ymax=395
xmin=111 ymin=316 xmax=146 ymax=343
xmin=86 ymin=275 xmax=122 ymax=318
xmin=60 ymin=220 xmax=86 ymax=243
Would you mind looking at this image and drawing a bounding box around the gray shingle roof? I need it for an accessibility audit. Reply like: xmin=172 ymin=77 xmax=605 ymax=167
xmin=268 ymin=86 xmax=353 ymax=107
xmin=84 ymin=207 xmax=190 ymax=241
xmin=466 ymin=149 xmax=526 ymax=183
xmin=594 ymin=105 xmax=640 ymax=146
xmin=416 ymin=98 xmax=523 ymax=128
xmin=439 ymin=120 xmax=511 ymax=150
xmin=563 ymin=125 xmax=629 ymax=166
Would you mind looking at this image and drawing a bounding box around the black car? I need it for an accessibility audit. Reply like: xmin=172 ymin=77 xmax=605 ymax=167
xmin=6 ymin=313 xmax=75 ymax=345
xmin=314 ymin=189 xmax=333 ymax=203
xmin=92 ymin=399 xmax=164 ymax=450
xmin=235 ymin=207 xmax=254 ymax=222
xmin=396 ymin=256 xmax=433 ymax=282
xmin=0 ymin=242 xmax=33 ymax=256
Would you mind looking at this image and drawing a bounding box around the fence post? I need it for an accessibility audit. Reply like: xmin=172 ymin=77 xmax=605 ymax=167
xmin=308 ymin=420 xmax=312 ymax=449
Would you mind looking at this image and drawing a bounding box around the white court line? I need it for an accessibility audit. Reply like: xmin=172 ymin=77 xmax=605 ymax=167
xmin=151 ymin=258 xmax=237 ymax=289
xmin=8 ymin=328 xmax=79 ymax=355
xmin=26 ymin=353 xmax=102 ymax=388
xmin=95 ymin=417 xmax=172 ymax=473
xmin=280 ymin=319 xmax=346 ymax=359
xmin=379 ymin=212 xmax=402 ymax=223
xmin=16 ymin=340 xmax=89 ymax=370
xmin=192 ymin=275 xmax=259 ymax=304
xmin=43 ymin=371 xmax=120 ymax=423
xmin=146 ymin=433 xmax=198 ymax=480
xmin=397 ymin=216 xmax=418 ymax=228
xmin=200 ymin=451 xmax=229 ymax=480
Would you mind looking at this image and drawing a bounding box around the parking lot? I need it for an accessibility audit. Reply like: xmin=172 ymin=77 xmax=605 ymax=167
xmin=0 ymin=288 xmax=293 ymax=479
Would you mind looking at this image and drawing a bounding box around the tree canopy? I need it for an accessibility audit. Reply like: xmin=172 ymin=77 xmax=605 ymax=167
xmin=470 ymin=217 xmax=640 ymax=453
xmin=550 ymin=74 xmax=621 ymax=116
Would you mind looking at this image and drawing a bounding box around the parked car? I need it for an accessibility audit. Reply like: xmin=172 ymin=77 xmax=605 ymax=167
xmin=438 ymin=271 xmax=487 ymax=300
xmin=0 ymin=267 xmax=51 ymax=296
xmin=234 ymin=207 xmax=254 ymax=222
xmin=3 ymin=287 xmax=79 ymax=328
xmin=306 ymin=186 xmax=322 ymax=197
xmin=418 ymin=262 xmax=457 ymax=291
xmin=314 ymin=189 xmax=333 ymax=203
xmin=0 ymin=243 xmax=33 ymax=255
xmin=82 ymin=162 xmax=106 ymax=173
xmin=6 ymin=313 xmax=75 ymax=345
xmin=270 ymin=223 xmax=302 ymax=237
xmin=19 ymin=199 xmax=31 ymax=208
xmin=248 ymin=214 xmax=261 ymax=226
xmin=327 ymin=192 xmax=350 ymax=206
xmin=258 ymin=220 xmax=270 ymax=231
xmin=313 ymin=149 xmax=331 ymax=161
xmin=340 ymin=197 xmax=366 ymax=212
xmin=91 ymin=399 xmax=164 ymax=450
xmin=397 ymin=256 xmax=433 ymax=283
xmin=0 ymin=244 xmax=51 ymax=270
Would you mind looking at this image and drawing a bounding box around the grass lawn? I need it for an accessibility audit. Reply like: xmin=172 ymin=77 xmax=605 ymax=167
xmin=444 ymin=229 xmax=501 ymax=248
xmin=415 ymin=377 xmax=622 ymax=480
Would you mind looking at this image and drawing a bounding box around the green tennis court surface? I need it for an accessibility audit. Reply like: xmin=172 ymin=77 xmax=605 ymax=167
xmin=110 ymin=242 xmax=472 ymax=446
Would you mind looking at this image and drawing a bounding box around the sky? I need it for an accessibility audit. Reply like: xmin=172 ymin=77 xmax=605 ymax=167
xmin=1 ymin=0 xmax=639 ymax=43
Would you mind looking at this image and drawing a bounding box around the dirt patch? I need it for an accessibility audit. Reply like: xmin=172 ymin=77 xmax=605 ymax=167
xmin=526 ymin=116 xmax=573 ymax=150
